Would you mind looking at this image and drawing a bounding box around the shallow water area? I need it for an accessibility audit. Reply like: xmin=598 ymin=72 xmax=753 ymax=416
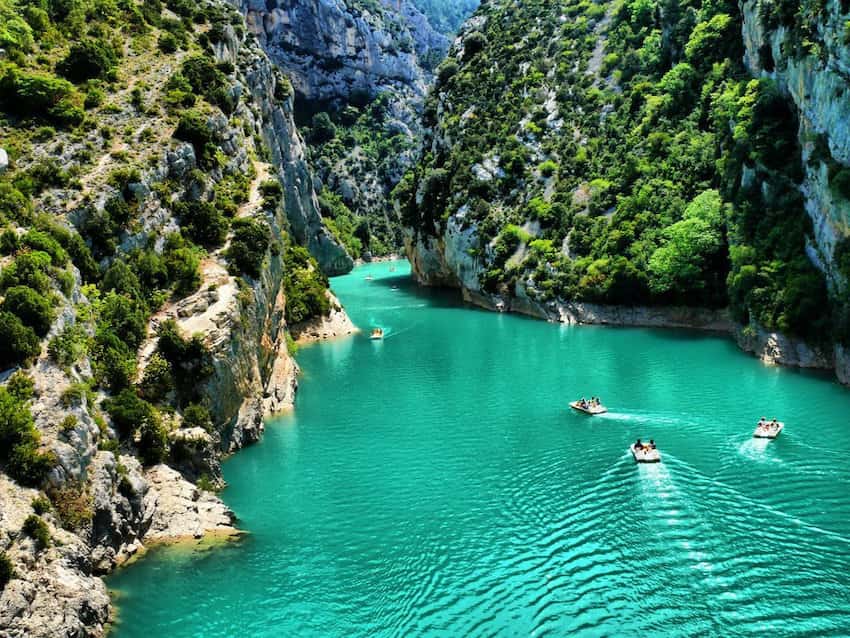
xmin=109 ymin=260 xmax=850 ymax=636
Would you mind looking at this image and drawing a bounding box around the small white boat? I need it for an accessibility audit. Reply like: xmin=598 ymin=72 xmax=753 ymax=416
xmin=569 ymin=400 xmax=607 ymax=415
xmin=753 ymin=420 xmax=784 ymax=439
xmin=365 ymin=275 xmax=374 ymax=281
xmin=370 ymin=328 xmax=384 ymax=340
xmin=631 ymin=443 xmax=661 ymax=463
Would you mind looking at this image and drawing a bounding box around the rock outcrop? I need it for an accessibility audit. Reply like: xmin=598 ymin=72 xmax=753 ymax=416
xmin=0 ymin=3 xmax=357 ymax=636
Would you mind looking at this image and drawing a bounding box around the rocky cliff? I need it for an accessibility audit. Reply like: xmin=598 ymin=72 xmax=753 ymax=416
xmin=239 ymin=0 xmax=461 ymax=258
xmin=0 ymin=0 xmax=356 ymax=634
xmin=398 ymin=0 xmax=850 ymax=384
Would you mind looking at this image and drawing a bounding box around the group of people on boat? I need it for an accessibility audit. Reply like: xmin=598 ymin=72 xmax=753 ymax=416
xmin=757 ymin=417 xmax=781 ymax=431
xmin=633 ymin=438 xmax=657 ymax=452
xmin=578 ymin=397 xmax=602 ymax=409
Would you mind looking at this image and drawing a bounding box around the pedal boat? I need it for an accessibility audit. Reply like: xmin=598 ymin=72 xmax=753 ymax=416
xmin=569 ymin=401 xmax=607 ymax=415
xmin=753 ymin=421 xmax=784 ymax=439
xmin=369 ymin=328 xmax=384 ymax=340
xmin=630 ymin=444 xmax=661 ymax=463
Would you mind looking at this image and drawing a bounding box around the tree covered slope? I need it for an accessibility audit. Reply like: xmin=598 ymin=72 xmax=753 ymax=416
xmin=396 ymin=0 xmax=850 ymax=352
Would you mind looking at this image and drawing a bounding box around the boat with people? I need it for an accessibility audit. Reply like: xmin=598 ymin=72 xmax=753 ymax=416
xmin=630 ymin=439 xmax=661 ymax=463
xmin=569 ymin=397 xmax=607 ymax=415
xmin=753 ymin=417 xmax=784 ymax=439
xmin=370 ymin=328 xmax=384 ymax=340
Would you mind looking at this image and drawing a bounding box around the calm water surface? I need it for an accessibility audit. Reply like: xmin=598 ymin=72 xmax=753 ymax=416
xmin=110 ymin=261 xmax=850 ymax=636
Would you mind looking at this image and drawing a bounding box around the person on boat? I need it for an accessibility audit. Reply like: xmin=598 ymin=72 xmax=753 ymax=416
xmin=580 ymin=397 xmax=588 ymax=408
xmin=758 ymin=416 xmax=766 ymax=426
xmin=770 ymin=418 xmax=778 ymax=428
xmin=635 ymin=438 xmax=642 ymax=449
xmin=649 ymin=439 xmax=656 ymax=449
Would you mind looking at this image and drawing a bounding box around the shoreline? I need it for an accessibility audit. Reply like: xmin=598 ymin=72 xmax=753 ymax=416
xmin=453 ymin=283 xmax=847 ymax=385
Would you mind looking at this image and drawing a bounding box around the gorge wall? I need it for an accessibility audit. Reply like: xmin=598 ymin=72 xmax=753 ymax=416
xmin=0 ymin=0 xmax=356 ymax=634
xmin=398 ymin=0 xmax=850 ymax=384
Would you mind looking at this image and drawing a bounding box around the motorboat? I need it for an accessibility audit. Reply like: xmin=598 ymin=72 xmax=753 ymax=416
xmin=370 ymin=328 xmax=384 ymax=340
xmin=753 ymin=419 xmax=784 ymax=439
xmin=630 ymin=443 xmax=661 ymax=463
xmin=364 ymin=275 xmax=374 ymax=281
xmin=569 ymin=400 xmax=607 ymax=415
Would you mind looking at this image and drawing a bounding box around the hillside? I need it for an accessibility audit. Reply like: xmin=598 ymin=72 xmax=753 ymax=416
xmin=241 ymin=0 xmax=478 ymax=258
xmin=0 ymin=0 xmax=354 ymax=633
xmin=396 ymin=0 xmax=850 ymax=382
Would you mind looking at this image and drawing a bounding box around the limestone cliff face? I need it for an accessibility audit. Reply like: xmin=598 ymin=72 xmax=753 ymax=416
xmin=239 ymin=0 xmax=446 ymax=104
xmin=240 ymin=0 xmax=451 ymax=255
xmin=0 ymin=8 xmax=354 ymax=637
xmin=738 ymin=0 xmax=850 ymax=380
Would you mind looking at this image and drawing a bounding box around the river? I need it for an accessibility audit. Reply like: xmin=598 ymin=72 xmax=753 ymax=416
xmin=109 ymin=260 xmax=850 ymax=636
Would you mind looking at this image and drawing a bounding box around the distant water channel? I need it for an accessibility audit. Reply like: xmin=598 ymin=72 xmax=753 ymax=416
xmin=110 ymin=260 xmax=850 ymax=636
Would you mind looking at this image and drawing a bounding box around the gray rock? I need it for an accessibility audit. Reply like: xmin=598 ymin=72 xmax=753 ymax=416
xmin=0 ymin=147 xmax=8 ymax=174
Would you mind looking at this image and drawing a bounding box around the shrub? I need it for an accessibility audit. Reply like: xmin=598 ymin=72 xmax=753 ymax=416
xmin=31 ymin=496 xmax=51 ymax=515
xmin=1 ymin=286 xmax=54 ymax=336
xmin=0 ymin=251 xmax=52 ymax=293
xmin=158 ymin=32 xmax=178 ymax=53
xmin=22 ymin=230 xmax=68 ymax=265
xmin=225 ymin=219 xmax=270 ymax=278
xmin=163 ymin=234 xmax=201 ymax=295
xmin=181 ymin=403 xmax=212 ymax=432
xmin=6 ymin=371 xmax=33 ymax=401
xmin=22 ymin=514 xmax=50 ymax=549
xmin=173 ymin=110 xmax=218 ymax=165
xmin=0 ymin=66 xmax=84 ymax=126
xmin=139 ymin=352 xmax=173 ymax=402
xmin=0 ymin=551 xmax=14 ymax=590
xmin=48 ymin=482 xmax=92 ymax=531
xmin=283 ymin=243 xmax=330 ymax=324
xmin=48 ymin=323 xmax=89 ymax=367
xmin=0 ymin=311 xmax=40 ymax=368
xmin=172 ymin=201 xmax=228 ymax=247
xmin=58 ymin=39 xmax=118 ymax=83
xmin=0 ymin=182 xmax=32 ymax=224
xmin=137 ymin=418 xmax=168 ymax=465
xmin=309 ymin=112 xmax=336 ymax=144
xmin=103 ymin=388 xmax=154 ymax=438
xmin=156 ymin=320 xmax=213 ymax=404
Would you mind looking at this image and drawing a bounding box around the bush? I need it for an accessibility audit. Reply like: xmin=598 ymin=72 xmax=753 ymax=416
xmin=181 ymin=403 xmax=212 ymax=431
xmin=31 ymin=496 xmax=51 ymax=515
xmin=137 ymin=418 xmax=168 ymax=466
xmin=58 ymin=39 xmax=118 ymax=83
xmin=103 ymin=388 xmax=154 ymax=438
xmin=0 ymin=251 xmax=52 ymax=293
xmin=156 ymin=320 xmax=213 ymax=404
xmin=158 ymin=32 xmax=178 ymax=53
xmin=0 ymin=66 xmax=84 ymax=126
xmin=48 ymin=483 xmax=92 ymax=531
xmin=139 ymin=352 xmax=173 ymax=402
xmin=225 ymin=219 xmax=270 ymax=278
xmin=283 ymin=243 xmax=330 ymax=324
xmin=22 ymin=230 xmax=68 ymax=265
xmin=309 ymin=112 xmax=336 ymax=144
xmin=6 ymin=371 xmax=33 ymax=401
xmin=22 ymin=514 xmax=50 ymax=550
xmin=163 ymin=234 xmax=201 ymax=295
xmin=0 ymin=551 xmax=13 ymax=590
xmin=173 ymin=110 xmax=218 ymax=165
xmin=0 ymin=311 xmax=40 ymax=368
xmin=1 ymin=286 xmax=54 ymax=336
xmin=48 ymin=323 xmax=89 ymax=367
xmin=0 ymin=182 xmax=33 ymax=223
xmin=173 ymin=201 xmax=228 ymax=247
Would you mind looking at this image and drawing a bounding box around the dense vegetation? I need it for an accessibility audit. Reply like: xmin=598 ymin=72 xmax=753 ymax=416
xmin=0 ymin=0 xmax=334 ymax=494
xmin=397 ymin=0 xmax=848 ymax=344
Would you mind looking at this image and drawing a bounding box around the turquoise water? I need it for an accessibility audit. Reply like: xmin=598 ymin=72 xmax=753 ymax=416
xmin=110 ymin=261 xmax=850 ymax=636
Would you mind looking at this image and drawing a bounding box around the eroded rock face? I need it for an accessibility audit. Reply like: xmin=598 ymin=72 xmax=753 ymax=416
xmin=239 ymin=0 xmax=445 ymax=104
xmin=740 ymin=0 xmax=850 ymax=290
